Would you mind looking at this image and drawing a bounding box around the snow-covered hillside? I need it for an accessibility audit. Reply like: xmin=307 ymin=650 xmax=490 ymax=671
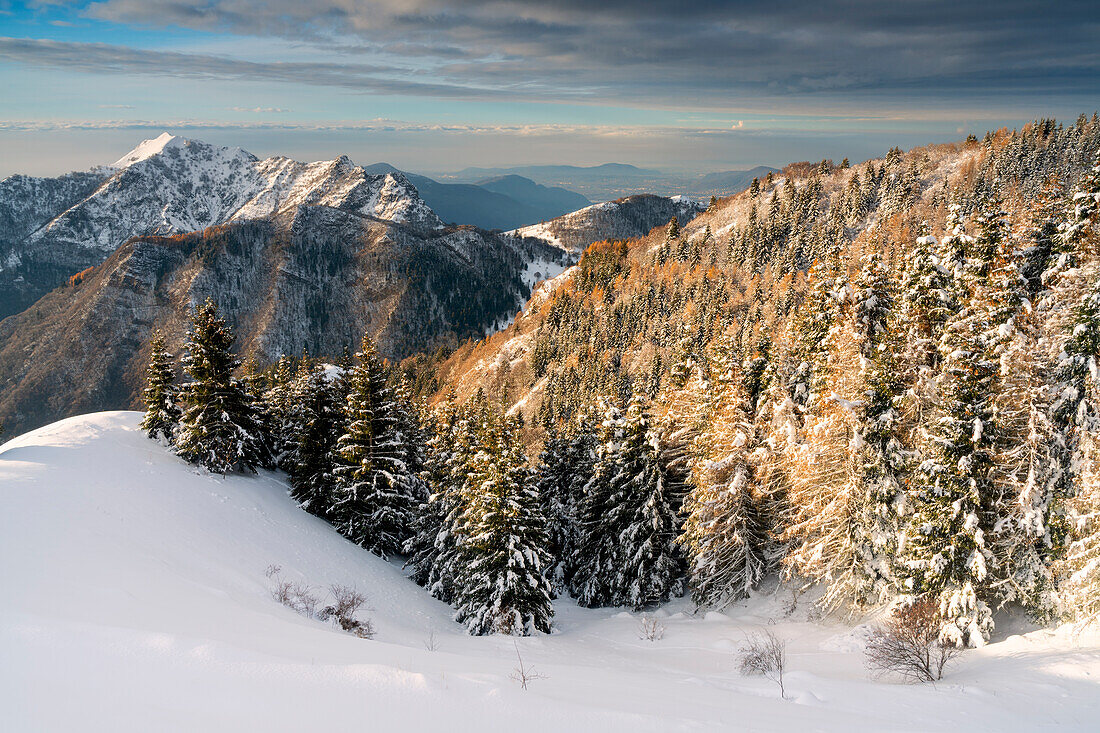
xmin=3 ymin=412 xmax=1098 ymax=732
xmin=512 ymin=194 xmax=704 ymax=252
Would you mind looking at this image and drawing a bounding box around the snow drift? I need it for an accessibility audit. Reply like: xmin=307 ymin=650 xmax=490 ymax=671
xmin=2 ymin=412 xmax=1098 ymax=731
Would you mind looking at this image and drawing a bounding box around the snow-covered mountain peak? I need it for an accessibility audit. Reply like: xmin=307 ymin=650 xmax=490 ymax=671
xmin=3 ymin=132 xmax=442 ymax=265
xmin=111 ymin=131 xmax=181 ymax=168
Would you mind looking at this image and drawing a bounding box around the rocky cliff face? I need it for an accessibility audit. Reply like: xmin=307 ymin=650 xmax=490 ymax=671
xmin=0 ymin=207 xmax=568 ymax=437
xmin=0 ymin=133 xmax=441 ymax=320
xmin=510 ymin=194 xmax=704 ymax=252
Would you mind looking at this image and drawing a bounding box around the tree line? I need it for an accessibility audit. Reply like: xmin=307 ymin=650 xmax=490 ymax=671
xmin=143 ymin=124 xmax=1100 ymax=645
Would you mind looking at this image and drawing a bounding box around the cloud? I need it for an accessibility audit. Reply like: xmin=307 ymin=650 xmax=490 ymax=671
xmin=230 ymin=106 xmax=290 ymax=113
xmin=0 ymin=37 xmax=540 ymax=101
xmin=66 ymin=0 xmax=1099 ymax=112
xmin=97 ymin=104 xmax=135 ymax=109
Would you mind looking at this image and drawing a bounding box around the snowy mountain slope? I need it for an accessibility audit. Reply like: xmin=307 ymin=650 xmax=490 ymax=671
xmin=0 ymin=134 xmax=441 ymax=320
xmin=3 ymin=411 xmax=1099 ymax=732
xmin=511 ymin=194 xmax=705 ymax=252
xmin=0 ymin=209 xmax=569 ymax=437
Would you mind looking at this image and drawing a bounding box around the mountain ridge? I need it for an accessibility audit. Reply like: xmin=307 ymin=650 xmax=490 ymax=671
xmin=0 ymin=206 xmax=569 ymax=437
xmin=0 ymin=133 xmax=442 ymax=320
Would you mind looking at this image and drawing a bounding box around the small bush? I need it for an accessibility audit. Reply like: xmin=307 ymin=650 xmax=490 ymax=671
xmin=739 ymin=629 xmax=787 ymax=699
xmin=321 ymin=585 xmax=375 ymax=639
xmin=509 ymin=641 xmax=546 ymax=690
xmin=638 ymin=616 xmax=665 ymax=642
xmin=865 ymin=599 xmax=961 ymax=683
xmin=268 ymin=566 xmax=322 ymax=618
xmin=266 ymin=567 xmax=373 ymax=639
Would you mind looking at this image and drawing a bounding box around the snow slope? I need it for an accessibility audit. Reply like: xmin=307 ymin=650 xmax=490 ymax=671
xmin=3 ymin=412 xmax=1099 ymax=732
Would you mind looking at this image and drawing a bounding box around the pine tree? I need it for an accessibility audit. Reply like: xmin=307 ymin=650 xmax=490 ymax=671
xmin=332 ymin=335 xmax=419 ymax=558
xmin=679 ymin=336 xmax=766 ymax=609
xmin=406 ymin=400 xmax=473 ymax=601
xmin=570 ymin=399 xmax=627 ymax=607
xmin=175 ymin=299 xmax=268 ymax=474
xmin=263 ymin=355 xmax=300 ymax=471
xmin=608 ymin=395 xmax=684 ymax=609
xmin=287 ymin=363 xmax=347 ymax=520
xmin=535 ymin=424 xmax=580 ymax=592
xmin=140 ymin=329 xmax=180 ymax=443
xmin=899 ymin=205 xmax=1003 ymax=647
xmin=454 ymin=413 xmax=553 ymax=636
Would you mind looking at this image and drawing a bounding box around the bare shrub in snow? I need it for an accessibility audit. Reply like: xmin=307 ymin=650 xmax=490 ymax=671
xmin=320 ymin=585 xmax=375 ymax=639
xmin=739 ymin=629 xmax=787 ymax=699
xmin=424 ymin=630 xmax=439 ymax=651
xmin=268 ymin=567 xmax=321 ymax=618
xmin=638 ymin=616 xmax=666 ymax=642
xmin=510 ymin=641 xmax=547 ymax=690
xmin=865 ymin=599 xmax=961 ymax=683
xmin=266 ymin=569 xmax=373 ymax=638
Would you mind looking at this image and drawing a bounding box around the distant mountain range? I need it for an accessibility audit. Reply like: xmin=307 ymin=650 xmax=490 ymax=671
xmin=437 ymin=163 xmax=779 ymax=201
xmin=0 ymin=133 xmax=441 ymax=320
xmin=363 ymin=164 xmax=591 ymax=231
xmin=0 ymin=133 xmax=710 ymax=437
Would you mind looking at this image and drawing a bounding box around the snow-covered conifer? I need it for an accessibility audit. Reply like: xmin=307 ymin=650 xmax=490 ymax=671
xmin=454 ymin=413 xmax=553 ymax=635
xmin=175 ymin=299 xmax=269 ymax=474
xmin=287 ymin=363 xmax=346 ymax=520
xmin=570 ymin=399 xmax=628 ymax=606
xmin=331 ymin=335 xmax=420 ymax=557
xmin=899 ymin=203 xmax=1008 ymax=646
xmin=263 ymin=355 xmax=300 ymax=471
xmin=679 ymin=335 xmax=767 ymax=609
xmin=608 ymin=395 xmax=685 ymax=609
xmin=140 ymin=329 xmax=180 ymax=443
xmin=405 ymin=400 xmax=473 ymax=601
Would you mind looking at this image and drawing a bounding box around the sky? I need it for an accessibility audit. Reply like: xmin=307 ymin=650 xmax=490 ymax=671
xmin=0 ymin=0 xmax=1097 ymax=177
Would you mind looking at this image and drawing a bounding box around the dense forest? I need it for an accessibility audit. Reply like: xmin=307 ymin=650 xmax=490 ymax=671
xmin=142 ymin=116 xmax=1100 ymax=645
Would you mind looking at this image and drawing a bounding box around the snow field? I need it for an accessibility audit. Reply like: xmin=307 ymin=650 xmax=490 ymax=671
xmin=2 ymin=412 xmax=1098 ymax=732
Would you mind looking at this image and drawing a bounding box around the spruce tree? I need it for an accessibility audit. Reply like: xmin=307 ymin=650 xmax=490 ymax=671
xmin=263 ymin=355 xmax=300 ymax=471
xmin=406 ymin=400 xmax=473 ymax=601
xmin=611 ymin=395 xmax=684 ymax=608
xmin=454 ymin=413 xmax=553 ymax=636
xmin=535 ymin=424 xmax=579 ymax=592
xmin=175 ymin=299 xmax=268 ymax=474
xmin=843 ymin=253 xmax=912 ymax=606
xmin=332 ymin=335 xmax=420 ymax=558
xmin=1050 ymin=155 xmax=1100 ymax=622
xmin=287 ymin=363 xmax=347 ymax=520
xmin=679 ymin=336 xmax=766 ymax=609
xmin=570 ymin=399 xmax=627 ymax=607
xmin=900 ymin=204 xmax=1003 ymax=647
xmin=140 ymin=329 xmax=180 ymax=443
xmin=241 ymin=356 xmax=276 ymax=469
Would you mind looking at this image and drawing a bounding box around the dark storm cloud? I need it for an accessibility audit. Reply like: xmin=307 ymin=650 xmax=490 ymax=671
xmin=20 ymin=0 xmax=1100 ymax=110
